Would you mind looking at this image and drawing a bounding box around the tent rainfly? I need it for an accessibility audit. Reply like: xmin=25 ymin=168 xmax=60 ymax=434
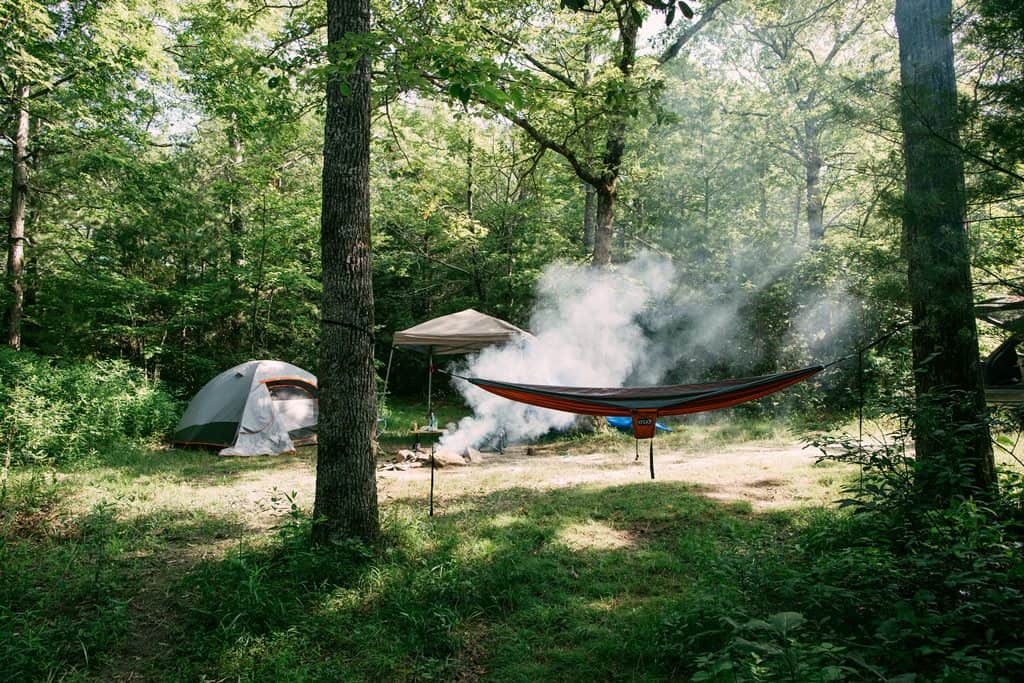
xmin=174 ymin=360 xmax=318 ymax=456
xmin=386 ymin=308 xmax=532 ymax=418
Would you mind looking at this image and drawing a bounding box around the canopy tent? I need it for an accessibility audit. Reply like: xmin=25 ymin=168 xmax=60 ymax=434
xmin=392 ymin=308 xmax=531 ymax=355
xmin=386 ymin=308 xmax=533 ymax=420
xmin=174 ymin=360 xmax=318 ymax=456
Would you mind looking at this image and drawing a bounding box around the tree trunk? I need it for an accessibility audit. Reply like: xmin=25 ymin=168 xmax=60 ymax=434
xmin=593 ymin=187 xmax=615 ymax=267
xmin=582 ymin=43 xmax=596 ymax=253
xmin=589 ymin=5 xmax=638 ymax=268
xmin=228 ymin=122 xmax=245 ymax=300
xmin=583 ymin=183 xmax=596 ymax=252
xmin=465 ymin=127 xmax=474 ymax=218
xmin=792 ymin=187 xmax=802 ymax=240
xmin=896 ymin=0 xmax=995 ymax=499
xmin=5 ymin=85 xmax=30 ymax=351
xmin=804 ymin=118 xmax=825 ymax=243
xmin=313 ymin=0 xmax=380 ymax=543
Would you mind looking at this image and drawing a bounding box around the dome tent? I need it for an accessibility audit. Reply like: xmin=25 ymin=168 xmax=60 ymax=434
xmin=174 ymin=360 xmax=318 ymax=456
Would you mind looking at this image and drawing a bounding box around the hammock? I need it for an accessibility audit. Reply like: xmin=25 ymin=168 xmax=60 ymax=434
xmin=460 ymin=365 xmax=824 ymax=479
xmin=462 ymin=365 xmax=824 ymax=440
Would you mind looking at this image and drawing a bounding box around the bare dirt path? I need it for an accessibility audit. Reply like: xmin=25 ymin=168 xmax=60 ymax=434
xmin=375 ymin=441 xmax=853 ymax=514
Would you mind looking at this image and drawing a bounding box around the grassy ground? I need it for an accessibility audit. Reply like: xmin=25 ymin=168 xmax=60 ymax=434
xmin=2 ymin=419 xmax=1020 ymax=681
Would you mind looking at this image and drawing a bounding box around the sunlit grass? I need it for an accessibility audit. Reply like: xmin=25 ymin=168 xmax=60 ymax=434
xmin=5 ymin=425 xmax=1024 ymax=680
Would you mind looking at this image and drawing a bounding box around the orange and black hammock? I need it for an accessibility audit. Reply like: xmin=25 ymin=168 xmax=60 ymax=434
xmin=458 ymin=365 xmax=825 ymax=479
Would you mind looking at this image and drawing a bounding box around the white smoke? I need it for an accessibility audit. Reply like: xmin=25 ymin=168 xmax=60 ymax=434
xmin=438 ymin=250 xmax=860 ymax=453
xmin=439 ymin=253 xmax=674 ymax=453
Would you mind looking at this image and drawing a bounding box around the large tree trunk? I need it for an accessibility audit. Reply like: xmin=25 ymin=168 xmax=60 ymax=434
xmin=313 ymin=0 xmax=380 ymax=543
xmin=896 ymin=0 xmax=994 ymax=499
xmin=5 ymin=85 xmax=30 ymax=351
xmin=803 ymin=118 xmax=825 ymax=243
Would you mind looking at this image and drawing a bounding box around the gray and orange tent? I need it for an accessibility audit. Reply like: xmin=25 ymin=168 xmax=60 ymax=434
xmin=174 ymin=360 xmax=318 ymax=456
xmin=458 ymin=365 xmax=825 ymax=476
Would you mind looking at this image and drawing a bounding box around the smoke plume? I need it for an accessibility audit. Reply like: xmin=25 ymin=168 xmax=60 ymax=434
xmin=438 ymin=251 xmax=856 ymax=453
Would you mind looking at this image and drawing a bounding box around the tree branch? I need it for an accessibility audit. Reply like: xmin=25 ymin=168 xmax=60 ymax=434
xmin=658 ymin=0 xmax=729 ymax=66
xmin=478 ymin=25 xmax=579 ymax=89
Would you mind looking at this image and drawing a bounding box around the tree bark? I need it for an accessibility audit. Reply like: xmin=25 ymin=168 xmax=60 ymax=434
xmin=582 ymin=43 xmax=596 ymax=254
xmin=896 ymin=0 xmax=995 ymax=498
xmin=590 ymin=2 xmax=638 ymax=267
xmin=5 ymin=85 xmax=30 ymax=351
xmin=583 ymin=183 xmax=596 ymax=252
xmin=593 ymin=187 xmax=616 ymax=267
xmin=313 ymin=0 xmax=380 ymax=543
xmin=228 ymin=121 xmax=245 ymax=298
xmin=803 ymin=118 xmax=824 ymax=243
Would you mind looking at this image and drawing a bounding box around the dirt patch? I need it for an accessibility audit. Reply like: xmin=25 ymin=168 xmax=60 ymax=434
xmin=378 ymin=442 xmax=853 ymax=511
xmin=557 ymin=520 xmax=635 ymax=551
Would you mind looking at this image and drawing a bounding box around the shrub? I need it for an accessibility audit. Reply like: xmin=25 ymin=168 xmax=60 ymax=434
xmin=0 ymin=349 xmax=180 ymax=466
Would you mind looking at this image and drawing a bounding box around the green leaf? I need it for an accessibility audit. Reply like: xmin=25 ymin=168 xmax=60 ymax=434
xmin=767 ymin=611 xmax=805 ymax=635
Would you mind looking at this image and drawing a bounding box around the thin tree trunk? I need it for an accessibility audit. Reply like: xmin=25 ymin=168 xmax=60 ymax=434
xmin=582 ymin=43 xmax=596 ymax=253
xmin=313 ymin=0 xmax=380 ymax=542
xmin=792 ymin=188 xmax=802 ymax=240
xmin=228 ymin=121 xmax=244 ymax=300
xmin=804 ymin=118 xmax=824 ymax=243
xmin=5 ymin=85 xmax=30 ymax=351
xmin=593 ymin=187 xmax=616 ymax=267
xmin=466 ymin=126 xmax=474 ymax=218
xmin=590 ymin=5 xmax=638 ymax=268
xmin=583 ymin=184 xmax=596 ymax=252
xmin=896 ymin=0 xmax=994 ymax=498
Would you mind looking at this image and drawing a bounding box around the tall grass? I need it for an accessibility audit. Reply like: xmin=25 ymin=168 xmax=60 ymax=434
xmin=0 ymin=349 xmax=180 ymax=467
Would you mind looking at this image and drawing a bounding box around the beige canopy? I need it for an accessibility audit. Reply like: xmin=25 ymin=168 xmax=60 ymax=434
xmin=392 ymin=308 xmax=531 ymax=355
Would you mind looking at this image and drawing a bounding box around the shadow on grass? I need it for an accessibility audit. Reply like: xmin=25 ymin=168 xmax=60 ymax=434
xmin=0 ymin=503 xmax=254 ymax=682
xmin=88 ymin=443 xmax=319 ymax=484
xmin=144 ymin=482 xmax=797 ymax=682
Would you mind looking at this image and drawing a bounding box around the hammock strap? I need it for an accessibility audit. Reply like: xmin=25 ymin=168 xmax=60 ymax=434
xmin=649 ymin=440 xmax=655 ymax=480
xmin=635 ymin=439 xmax=639 ymax=461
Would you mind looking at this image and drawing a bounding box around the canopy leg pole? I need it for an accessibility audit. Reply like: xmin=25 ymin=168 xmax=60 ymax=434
xmin=382 ymin=345 xmax=395 ymax=402
xmin=427 ymin=349 xmax=434 ymax=422
xmin=430 ymin=440 xmax=435 ymax=517
xmin=857 ymin=349 xmax=864 ymax=455
xmin=649 ymin=440 xmax=655 ymax=480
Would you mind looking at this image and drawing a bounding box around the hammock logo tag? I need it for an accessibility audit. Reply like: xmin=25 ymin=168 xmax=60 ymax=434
xmin=637 ymin=418 xmax=653 ymax=426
